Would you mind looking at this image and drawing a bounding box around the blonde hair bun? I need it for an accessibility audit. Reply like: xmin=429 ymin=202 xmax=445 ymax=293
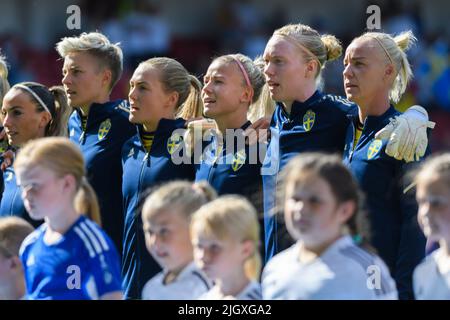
xmin=321 ymin=34 xmax=342 ymax=61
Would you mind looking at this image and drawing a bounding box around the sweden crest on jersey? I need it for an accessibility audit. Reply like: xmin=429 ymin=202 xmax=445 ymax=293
xmin=167 ymin=133 xmax=183 ymax=155
xmin=98 ymin=119 xmax=111 ymax=141
xmin=303 ymin=110 xmax=315 ymax=132
xmin=232 ymin=149 xmax=246 ymax=172
xmin=367 ymin=139 xmax=383 ymax=159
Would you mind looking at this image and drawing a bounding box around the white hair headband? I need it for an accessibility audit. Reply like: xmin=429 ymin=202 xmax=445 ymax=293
xmin=13 ymin=84 xmax=52 ymax=118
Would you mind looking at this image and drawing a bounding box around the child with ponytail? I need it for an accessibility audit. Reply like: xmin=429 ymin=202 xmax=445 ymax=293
xmin=14 ymin=137 xmax=122 ymax=300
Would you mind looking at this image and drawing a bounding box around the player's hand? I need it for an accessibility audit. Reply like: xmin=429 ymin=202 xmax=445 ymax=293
xmin=244 ymin=117 xmax=271 ymax=145
xmin=1 ymin=149 xmax=15 ymax=171
xmin=184 ymin=117 xmax=206 ymax=127
xmin=184 ymin=118 xmax=217 ymax=156
xmin=375 ymin=105 xmax=435 ymax=162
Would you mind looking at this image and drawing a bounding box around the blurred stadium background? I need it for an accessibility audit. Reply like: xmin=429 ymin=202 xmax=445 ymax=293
xmin=1 ymin=0 xmax=449 ymax=151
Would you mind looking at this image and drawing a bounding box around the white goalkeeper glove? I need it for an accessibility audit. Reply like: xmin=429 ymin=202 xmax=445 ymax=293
xmin=375 ymin=105 xmax=435 ymax=162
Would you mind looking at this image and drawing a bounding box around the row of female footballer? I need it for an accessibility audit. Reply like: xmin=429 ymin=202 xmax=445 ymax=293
xmin=0 ymin=23 xmax=447 ymax=300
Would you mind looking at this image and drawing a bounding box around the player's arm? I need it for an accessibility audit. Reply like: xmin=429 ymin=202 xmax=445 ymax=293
xmin=184 ymin=118 xmax=217 ymax=157
xmin=394 ymin=161 xmax=427 ymax=300
xmin=244 ymin=117 xmax=271 ymax=145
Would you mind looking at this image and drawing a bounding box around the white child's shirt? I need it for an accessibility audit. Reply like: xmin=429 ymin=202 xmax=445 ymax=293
xmin=413 ymin=248 xmax=450 ymax=300
xmin=142 ymin=262 xmax=212 ymax=300
xmin=199 ymin=281 xmax=261 ymax=300
xmin=262 ymin=235 xmax=398 ymax=300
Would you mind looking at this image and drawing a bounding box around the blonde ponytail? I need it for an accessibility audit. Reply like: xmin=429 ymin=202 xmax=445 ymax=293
xmin=75 ymin=177 xmax=101 ymax=226
xmin=392 ymin=31 xmax=417 ymax=103
xmin=394 ymin=30 xmax=417 ymax=51
xmin=176 ymin=74 xmax=203 ymax=120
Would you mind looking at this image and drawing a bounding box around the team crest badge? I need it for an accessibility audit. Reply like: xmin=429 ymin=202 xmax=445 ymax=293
xmin=232 ymin=150 xmax=246 ymax=172
xmin=167 ymin=133 xmax=183 ymax=155
xmin=98 ymin=119 xmax=111 ymax=141
xmin=303 ymin=110 xmax=315 ymax=132
xmin=367 ymin=139 xmax=383 ymax=160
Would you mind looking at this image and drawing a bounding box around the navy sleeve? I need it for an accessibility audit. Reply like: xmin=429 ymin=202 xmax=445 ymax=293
xmin=394 ymin=160 xmax=426 ymax=300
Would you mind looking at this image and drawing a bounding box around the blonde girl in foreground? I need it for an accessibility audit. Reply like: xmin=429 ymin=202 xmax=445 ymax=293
xmin=15 ymin=137 xmax=122 ymax=300
xmin=141 ymin=181 xmax=216 ymax=299
xmin=262 ymin=153 xmax=397 ymax=299
xmin=191 ymin=195 xmax=261 ymax=300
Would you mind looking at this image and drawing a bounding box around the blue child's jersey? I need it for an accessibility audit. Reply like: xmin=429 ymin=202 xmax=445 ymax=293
xmin=20 ymin=215 xmax=122 ymax=300
xmin=121 ymin=118 xmax=195 ymax=299
xmin=0 ymin=166 xmax=42 ymax=228
xmin=262 ymin=91 xmax=357 ymax=261
xmin=68 ymin=100 xmax=135 ymax=254
xmin=343 ymin=105 xmax=427 ymax=300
